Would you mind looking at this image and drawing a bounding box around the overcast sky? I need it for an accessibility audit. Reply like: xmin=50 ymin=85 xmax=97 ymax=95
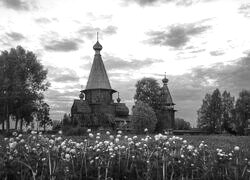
xmin=1 ymin=0 xmax=250 ymax=126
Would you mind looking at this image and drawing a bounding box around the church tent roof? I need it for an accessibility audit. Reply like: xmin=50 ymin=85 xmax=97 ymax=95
xmin=85 ymin=41 xmax=115 ymax=92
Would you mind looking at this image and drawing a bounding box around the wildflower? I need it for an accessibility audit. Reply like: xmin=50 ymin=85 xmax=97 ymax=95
xmin=49 ymin=139 xmax=54 ymax=144
xmin=106 ymin=131 xmax=110 ymax=135
xmin=65 ymin=154 xmax=70 ymax=161
xmin=89 ymin=133 xmax=94 ymax=138
xmin=96 ymin=132 xmax=101 ymax=136
xmin=181 ymin=154 xmax=184 ymax=158
xmin=58 ymin=130 xmax=62 ymax=135
xmin=4 ymin=138 xmax=8 ymax=141
xmin=133 ymin=135 xmax=137 ymax=140
xmin=87 ymin=129 xmax=91 ymax=133
xmin=115 ymin=138 xmax=119 ymax=143
xmin=95 ymin=156 xmax=99 ymax=160
xmin=31 ymin=131 xmax=36 ymax=135
xmin=234 ymin=146 xmax=240 ymax=151
xmin=154 ymin=135 xmax=160 ymax=141
xmin=96 ymin=136 xmax=100 ymax=139
xmin=70 ymin=149 xmax=76 ymax=154
xmin=116 ymin=134 xmax=121 ymax=139
xmin=12 ymin=132 xmax=17 ymax=136
xmin=128 ymin=138 xmax=132 ymax=142
xmin=124 ymin=135 xmax=128 ymax=139
xmin=109 ymin=135 xmax=114 ymax=140
xmin=56 ymin=137 xmax=62 ymax=141
xmin=118 ymin=130 xmax=122 ymax=134
xmin=9 ymin=142 xmax=17 ymax=149
xmin=187 ymin=145 xmax=194 ymax=151
xmin=144 ymin=128 xmax=148 ymax=132
xmin=66 ymin=147 xmax=71 ymax=152
xmin=20 ymin=139 xmax=25 ymax=143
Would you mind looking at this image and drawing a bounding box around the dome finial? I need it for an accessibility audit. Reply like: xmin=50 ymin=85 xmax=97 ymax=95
xmin=93 ymin=32 xmax=102 ymax=53
xmin=117 ymin=92 xmax=121 ymax=103
xmin=162 ymin=72 xmax=169 ymax=84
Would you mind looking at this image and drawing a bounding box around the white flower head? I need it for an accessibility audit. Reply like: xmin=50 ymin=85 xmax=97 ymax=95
xmin=234 ymin=146 xmax=240 ymax=151
xmin=89 ymin=133 xmax=94 ymax=138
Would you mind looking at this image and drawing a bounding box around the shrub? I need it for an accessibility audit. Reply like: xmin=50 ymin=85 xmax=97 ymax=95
xmin=52 ymin=120 xmax=62 ymax=131
xmin=132 ymin=101 xmax=157 ymax=134
xmin=63 ymin=126 xmax=87 ymax=136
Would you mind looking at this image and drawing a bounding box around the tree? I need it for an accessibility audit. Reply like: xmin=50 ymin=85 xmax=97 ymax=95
xmin=197 ymin=89 xmax=222 ymax=133
xmin=209 ymin=89 xmax=222 ymax=133
xmin=0 ymin=46 xmax=49 ymax=131
xmin=221 ymin=90 xmax=235 ymax=133
xmin=175 ymin=118 xmax=191 ymax=130
xmin=37 ymin=102 xmax=52 ymax=131
xmin=235 ymin=90 xmax=250 ymax=134
xmin=62 ymin=113 xmax=71 ymax=126
xmin=134 ymin=78 xmax=161 ymax=111
xmin=131 ymin=101 xmax=157 ymax=134
xmin=197 ymin=93 xmax=212 ymax=131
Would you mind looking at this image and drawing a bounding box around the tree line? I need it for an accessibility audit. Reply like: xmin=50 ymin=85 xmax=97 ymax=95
xmin=197 ymin=89 xmax=250 ymax=135
xmin=0 ymin=46 xmax=51 ymax=132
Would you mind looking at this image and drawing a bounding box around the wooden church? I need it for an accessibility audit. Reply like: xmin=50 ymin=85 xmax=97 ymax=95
xmin=70 ymin=38 xmax=175 ymax=131
xmin=71 ymin=39 xmax=130 ymax=130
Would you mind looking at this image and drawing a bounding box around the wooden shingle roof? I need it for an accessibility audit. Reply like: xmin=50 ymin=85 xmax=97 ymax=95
xmin=85 ymin=41 xmax=115 ymax=91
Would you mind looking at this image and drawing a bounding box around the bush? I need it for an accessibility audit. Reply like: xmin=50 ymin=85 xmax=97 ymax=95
xmin=62 ymin=126 xmax=87 ymax=136
xmin=52 ymin=120 xmax=62 ymax=131
xmin=131 ymin=101 xmax=157 ymax=134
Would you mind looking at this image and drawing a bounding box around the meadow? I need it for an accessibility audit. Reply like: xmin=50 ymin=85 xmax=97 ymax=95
xmin=0 ymin=130 xmax=250 ymax=180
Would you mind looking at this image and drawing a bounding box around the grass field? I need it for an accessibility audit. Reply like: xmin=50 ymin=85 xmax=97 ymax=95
xmin=0 ymin=131 xmax=250 ymax=180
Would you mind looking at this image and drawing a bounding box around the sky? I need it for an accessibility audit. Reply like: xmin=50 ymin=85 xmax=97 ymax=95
xmin=0 ymin=0 xmax=250 ymax=126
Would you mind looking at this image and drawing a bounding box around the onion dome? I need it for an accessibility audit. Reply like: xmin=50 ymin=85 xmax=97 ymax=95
xmin=93 ymin=41 xmax=102 ymax=52
xmin=117 ymin=92 xmax=121 ymax=103
xmin=162 ymin=73 xmax=169 ymax=84
xmin=79 ymin=91 xmax=84 ymax=100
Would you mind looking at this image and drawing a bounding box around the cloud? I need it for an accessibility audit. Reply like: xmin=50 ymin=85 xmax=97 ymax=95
xmin=0 ymin=0 xmax=32 ymax=10
xmin=190 ymin=49 xmax=205 ymax=54
xmin=102 ymin=26 xmax=118 ymax=35
xmin=6 ymin=32 xmax=25 ymax=41
xmin=123 ymin=0 xmax=213 ymax=7
xmin=104 ymin=54 xmax=162 ymax=70
xmin=146 ymin=23 xmax=210 ymax=48
xmin=78 ymin=25 xmax=117 ymax=40
xmin=44 ymin=89 xmax=80 ymax=120
xmin=44 ymin=39 xmax=81 ymax=52
xmin=46 ymin=65 xmax=80 ymax=83
xmin=210 ymin=50 xmax=225 ymax=56
xmin=167 ymin=53 xmax=250 ymax=125
xmin=35 ymin=18 xmax=51 ymax=24
xmin=239 ymin=3 xmax=250 ymax=18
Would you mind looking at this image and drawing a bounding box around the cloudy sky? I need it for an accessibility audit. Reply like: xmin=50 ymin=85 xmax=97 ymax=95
xmin=1 ymin=0 xmax=250 ymax=126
